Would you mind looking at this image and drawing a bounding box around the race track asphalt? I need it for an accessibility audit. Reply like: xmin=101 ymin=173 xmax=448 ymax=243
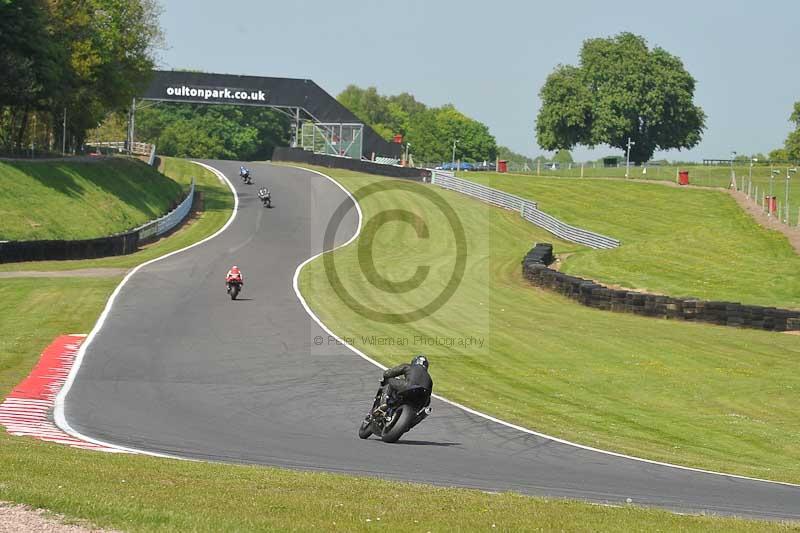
xmin=63 ymin=160 xmax=800 ymax=520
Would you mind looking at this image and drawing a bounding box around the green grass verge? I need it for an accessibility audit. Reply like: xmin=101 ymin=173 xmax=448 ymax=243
xmin=0 ymin=162 xmax=794 ymax=531
xmin=0 ymin=158 xmax=185 ymax=241
xmin=0 ymin=158 xmax=232 ymax=272
xmin=485 ymin=164 xmax=800 ymax=226
xmin=2 ymin=437 xmax=795 ymax=532
xmin=0 ymin=277 xmax=793 ymax=531
xmin=297 ymin=166 xmax=800 ymax=485
xmin=458 ymin=172 xmax=800 ymax=309
xmin=0 ymin=277 xmax=121 ymax=395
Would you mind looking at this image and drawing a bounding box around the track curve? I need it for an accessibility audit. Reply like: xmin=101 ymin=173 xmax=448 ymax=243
xmin=61 ymin=160 xmax=800 ymax=520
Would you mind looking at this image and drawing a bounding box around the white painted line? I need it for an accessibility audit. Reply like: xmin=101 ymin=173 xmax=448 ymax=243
xmin=53 ymin=161 xmax=237 ymax=458
xmin=288 ymin=164 xmax=800 ymax=490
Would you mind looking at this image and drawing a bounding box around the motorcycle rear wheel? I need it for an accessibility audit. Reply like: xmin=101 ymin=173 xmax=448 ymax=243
xmin=380 ymin=405 xmax=415 ymax=443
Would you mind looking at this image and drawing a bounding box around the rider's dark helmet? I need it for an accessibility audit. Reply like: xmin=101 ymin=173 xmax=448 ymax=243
xmin=410 ymin=354 xmax=429 ymax=369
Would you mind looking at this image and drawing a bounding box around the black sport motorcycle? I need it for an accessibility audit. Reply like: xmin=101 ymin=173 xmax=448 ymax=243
xmin=358 ymin=383 xmax=431 ymax=443
xmin=240 ymin=168 xmax=252 ymax=184
xmin=258 ymin=189 xmax=271 ymax=208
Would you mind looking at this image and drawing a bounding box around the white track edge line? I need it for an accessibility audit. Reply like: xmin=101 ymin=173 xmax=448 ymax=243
xmin=287 ymin=164 xmax=800 ymax=490
xmin=52 ymin=161 xmax=237 ymax=459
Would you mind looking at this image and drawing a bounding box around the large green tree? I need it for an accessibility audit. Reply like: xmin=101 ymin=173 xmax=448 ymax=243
xmin=337 ymin=85 xmax=426 ymax=140
xmin=338 ymin=85 xmax=497 ymax=163
xmin=134 ymin=103 xmax=290 ymax=160
xmin=782 ymin=102 xmax=800 ymax=161
xmin=0 ymin=0 xmax=66 ymax=150
xmin=0 ymin=0 xmax=162 ymax=153
xmin=48 ymin=0 xmax=163 ymax=147
xmin=536 ymin=32 xmax=706 ymax=164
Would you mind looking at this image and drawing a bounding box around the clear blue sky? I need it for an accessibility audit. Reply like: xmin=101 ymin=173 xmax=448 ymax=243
xmin=158 ymin=0 xmax=800 ymax=162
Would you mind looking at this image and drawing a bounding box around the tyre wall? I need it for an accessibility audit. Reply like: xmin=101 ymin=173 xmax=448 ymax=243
xmin=522 ymin=243 xmax=800 ymax=332
xmin=272 ymin=147 xmax=431 ymax=181
xmin=0 ymin=232 xmax=139 ymax=263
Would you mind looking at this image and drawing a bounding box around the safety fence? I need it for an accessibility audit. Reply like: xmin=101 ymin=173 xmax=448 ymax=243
xmin=86 ymin=141 xmax=157 ymax=166
xmin=135 ymin=178 xmax=195 ymax=243
xmin=431 ymin=170 xmax=537 ymax=212
xmin=0 ymin=179 xmax=195 ymax=263
xmin=430 ymin=171 xmax=620 ymax=249
xmin=522 ymin=243 xmax=800 ymax=332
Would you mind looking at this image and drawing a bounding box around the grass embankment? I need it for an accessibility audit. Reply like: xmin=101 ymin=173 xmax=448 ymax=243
xmin=508 ymin=162 xmax=797 ymax=187
xmin=0 ymin=158 xmax=185 ymax=241
xmin=298 ymin=167 xmax=800 ymax=484
xmin=460 ymin=172 xmax=800 ymax=309
xmin=0 ymin=158 xmax=232 ymax=272
xmin=0 ymin=161 xmax=792 ymax=530
xmin=497 ymin=164 xmax=800 ymax=226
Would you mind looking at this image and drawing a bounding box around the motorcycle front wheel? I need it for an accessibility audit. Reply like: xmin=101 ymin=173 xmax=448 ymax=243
xmin=230 ymin=285 xmax=240 ymax=300
xmin=357 ymin=417 xmax=374 ymax=439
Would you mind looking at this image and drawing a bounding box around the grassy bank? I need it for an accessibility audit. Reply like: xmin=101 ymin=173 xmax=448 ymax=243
xmin=0 ymin=280 xmax=792 ymax=531
xmin=298 ymin=167 xmax=800 ymax=484
xmin=0 ymin=158 xmax=185 ymax=241
xmin=501 ymin=162 xmax=800 ymax=197
xmin=487 ymin=164 xmax=800 ymax=226
xmin=0 ymin=158 xmax=232 ymax=272
xmin=0 ymin=160 xmax=794 ymax=530
xmin=459 ymin=172 xmax=800 ymax=309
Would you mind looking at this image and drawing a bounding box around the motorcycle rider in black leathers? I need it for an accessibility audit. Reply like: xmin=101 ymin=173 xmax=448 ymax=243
xmin=377 ymin=355 xmax=433 ymax=410
xmin=257 ymin=186 xmax=270 ymax=206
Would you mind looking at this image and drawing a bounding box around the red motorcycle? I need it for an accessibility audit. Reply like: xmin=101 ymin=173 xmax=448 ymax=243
xmin=226 ymin=277 xmax=243 ymax=300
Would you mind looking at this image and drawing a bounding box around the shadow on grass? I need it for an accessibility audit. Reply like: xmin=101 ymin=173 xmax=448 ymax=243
xmin=7 ymin=159 xmax=184 ymax=218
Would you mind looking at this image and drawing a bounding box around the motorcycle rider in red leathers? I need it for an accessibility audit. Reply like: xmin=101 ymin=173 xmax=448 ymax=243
xmin=225 ymin=265 xmax=244 ymax=294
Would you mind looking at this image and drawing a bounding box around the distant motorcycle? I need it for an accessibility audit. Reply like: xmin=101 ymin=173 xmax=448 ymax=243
xmin=258 ymin=187 xmax=271 ymax=208
xmin=226 ymin=278 xmax=243 ymax=300
xmin=358 ymin=383 xmax=431 ymax=443
xmin=239 ymin=166 xmax=252 ymax=184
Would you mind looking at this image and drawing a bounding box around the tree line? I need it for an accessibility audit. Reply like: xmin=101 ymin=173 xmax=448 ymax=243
xmin=0 ymin=0 xmax=162 ymax=155
xmin=132 ymin=103 xmax=290 ymax=161
xmin=770 ymin=102 xmax=800 ymax=162
xmin=337 ymin=86 xmax=497 ymax=164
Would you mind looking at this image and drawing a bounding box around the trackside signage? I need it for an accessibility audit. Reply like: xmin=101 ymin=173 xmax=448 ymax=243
xmin=165 ymin=85 xmax=268 ymax=103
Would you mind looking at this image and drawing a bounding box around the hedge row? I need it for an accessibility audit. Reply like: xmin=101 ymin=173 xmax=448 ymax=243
xmin=522 ymin=243 xmax=800 ymax=332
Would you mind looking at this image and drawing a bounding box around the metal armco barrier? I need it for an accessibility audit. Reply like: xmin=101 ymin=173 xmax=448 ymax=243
xmin=0 ymin=179 xmax=195 ymax=263
xmin=134 ymin=178 xmax=195 ymax=243
xmin=87 ymin=141 xmax=155 ymax=158
xmin=430 ymin=171 xmax=620 ymax=249
xmin=431 ymin=171 xmax=537 ymax=212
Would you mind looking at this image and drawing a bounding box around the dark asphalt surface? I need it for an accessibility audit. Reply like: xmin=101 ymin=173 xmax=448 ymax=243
xmin=64 ymin=160 xmax=800 ymax=520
